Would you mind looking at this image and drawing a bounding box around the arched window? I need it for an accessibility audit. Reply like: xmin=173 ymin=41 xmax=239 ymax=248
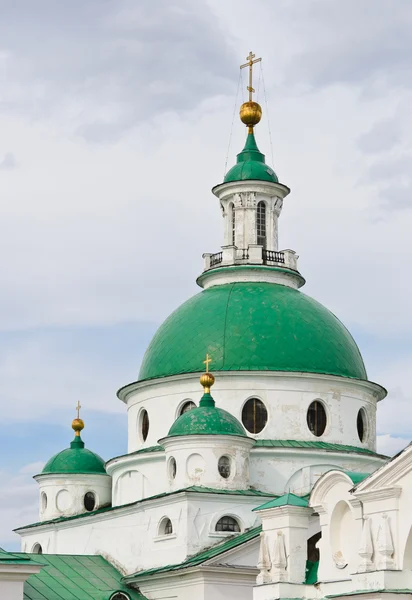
xmin=230 ymin=203 xmax=236 ymax=246
xmin=241 ymin=398 xmax=268 ymax=434
xmin=307 ymin=401 xmax=327 ymax=437
xmin=110 ymin=593 xmax=130 ymax=600
xmin=215 ymin=516 xmax=240 ymax=533
xmin=179 ymin=400 xmax=196 ymax=415
xmin=41 ymin=492 xmax=47 ymax=512
xmin=32 ymin=543 xmax=43 ymax=554
xmin=257 ymin=201 xmax=266 ymax=247
xmin=159 ymin=517 xmax=173 ymax=536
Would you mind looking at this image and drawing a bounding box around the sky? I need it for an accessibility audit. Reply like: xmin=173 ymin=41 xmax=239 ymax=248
xmin=0 ymin=0 xmax=411 ymax=548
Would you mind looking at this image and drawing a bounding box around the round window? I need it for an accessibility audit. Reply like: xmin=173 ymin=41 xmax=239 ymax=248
xmin=168 ymin=457 xmax=177 ymax=480
xmin=179 ymin=400 xmax=196 ymax=415
xmin=139 ymin=409 xmax=149 ymax=442
xmin=357 ymin=408 xmax=366 ymax=442
xmin=84 ymin=492 xmax=96 ymax=512
xmin=41 ymin=492 xmax=47 ymax=512
xmin=307 ymin=400 xmax=327 ymax=437
xmin=241 ymin=398 xmax=268 ymax=434
xmin=218 ymin=456 xmax=231 ymax=479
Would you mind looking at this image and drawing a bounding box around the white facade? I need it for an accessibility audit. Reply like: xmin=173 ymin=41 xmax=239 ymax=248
xmin=3 ymin=88 xmax=404 ymax=600
xmin=34 ymin=472 xmax=111 ymax=522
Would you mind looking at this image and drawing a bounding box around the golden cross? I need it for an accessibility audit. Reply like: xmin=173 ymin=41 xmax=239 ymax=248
xmin=76 ymin=401 xmax=81 ymax=419
xmin=240 ymin=51 xmax=262 ymax=102
xmin=203 ymin=353 xmax=212 ymax=373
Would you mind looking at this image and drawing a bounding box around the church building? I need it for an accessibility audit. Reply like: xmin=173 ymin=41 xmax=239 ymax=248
xmin=2 ymin=53 xmax=412 ymax=600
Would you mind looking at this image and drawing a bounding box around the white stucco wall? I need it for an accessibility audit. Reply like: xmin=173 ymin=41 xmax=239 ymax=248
xmin=120 ymin=372 xmax=384 ymax=455
xmin=18 ymin=491 xmax=264 ymax=574
xmin=34 ymin=473 xmax=112 ymax=521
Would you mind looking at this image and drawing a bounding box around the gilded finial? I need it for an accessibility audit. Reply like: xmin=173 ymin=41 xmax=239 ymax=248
xmin=72 ymin=401 xmax=84 ymax=437
xmin=200 ymin=353 xmax=215 ymax=393
xmin=240 ymin=51 xmax=262 ymax=133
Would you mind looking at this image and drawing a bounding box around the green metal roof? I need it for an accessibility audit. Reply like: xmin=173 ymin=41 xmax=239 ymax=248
xmin=254 ymin=439 xmax=388 ymax=458
xmin=20 ymin=554 xmax=145 ymax=600
xmin=253 ymin=492 xmax=309 ymax=511
xmin=123 ymin=525 xmax=262 ymax=582
xmin=15 ymin=486 xmax=275 ymax=531
xmin=167 ymin=392 xmax=247 ymax=438
xmin=106 ymin=445 xmax=164 ymax=465
xmin=342 ymin=471 xmax=370 ymax=485
xmin=41 ymin=435 xmax=107 ymax=475
xmin=223 ymin=131 xmax=279 ymax=184
xmin=138 ymin=282 xmax=367 ymax=382
xmin=0 ymin=548 xmax=41 ymax=566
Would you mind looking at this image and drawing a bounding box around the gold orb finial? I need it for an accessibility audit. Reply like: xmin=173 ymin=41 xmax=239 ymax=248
xmin=72 ymin=401 xmax=84 ymax=437
xmin=240 ymin=101 xmax=262 ymax=132
xmin=239 ymin=51 xmax=263 ymax=133
xmin=200 ymin=353 xmax=215 ymax=393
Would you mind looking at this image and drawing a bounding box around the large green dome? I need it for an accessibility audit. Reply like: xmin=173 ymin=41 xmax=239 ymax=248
xmin=138 ymin=282 xmax=367 ymax=382
xmin=42 ymin=436 xmax=107 ymax=475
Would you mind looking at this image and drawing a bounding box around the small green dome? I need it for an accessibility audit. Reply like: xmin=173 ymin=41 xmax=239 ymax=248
xmin=42 ymin=436 xmax=106 ymax=475
xmin=168 ymin=393 xmax=247 ymax=437
xmin=138 ymin=281 xmax=367 ymax=382
xmin=224 ymin=131 xmax=278 ymax=184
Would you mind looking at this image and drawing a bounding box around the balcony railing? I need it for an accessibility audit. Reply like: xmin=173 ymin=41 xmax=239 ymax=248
xmin=209 ymin=251 xmax=223 ymax=267
xmin=263 ymin=250 xmax=285 ymax=264
xmin=203 ymin=247 xmax=296 ymax=272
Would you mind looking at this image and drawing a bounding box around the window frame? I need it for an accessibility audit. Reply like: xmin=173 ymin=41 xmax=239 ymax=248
xmin=241 ymin=397 xmax=268 ymax=434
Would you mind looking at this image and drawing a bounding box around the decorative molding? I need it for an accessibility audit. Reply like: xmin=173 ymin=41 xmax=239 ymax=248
xmin=358 ymin=517 xmax=374 ymax=572
xmin=256 ymin=531 xmax=272 ymax=584
xmin=376 ymin=514 xmax=395 ymax=570
xmin=271 ymin=530 xmax=287 ymax=581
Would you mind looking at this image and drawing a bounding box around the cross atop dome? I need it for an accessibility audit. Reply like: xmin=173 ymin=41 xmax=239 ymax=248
xmin=240 ymin=51 xmax=262 ymax=102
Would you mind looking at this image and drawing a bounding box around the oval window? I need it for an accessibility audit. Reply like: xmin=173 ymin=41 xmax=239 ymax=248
xmin=179 ymin=401 xmax=196 ymax=415
xmin=357 ymin=408 xmax=366 ymax=442
xmin=168 ymin=457 xmax=177 ymax=480
xmin=215 ymin=516 xmax=240 ymax=532
xmin=307 ymin=400 xmax=327 ymax=437
xmin=139 ymin=409 xmax=149 ymax=442
xmin=84 ymin=492 xmax=96 ymax=512
xmin=218 ymin=456 xmax=231 ymax=479
xmin=41 ymin=492 xmax=47 ymax=512
xmin=241 ymin=398 xmax=268 ymax=434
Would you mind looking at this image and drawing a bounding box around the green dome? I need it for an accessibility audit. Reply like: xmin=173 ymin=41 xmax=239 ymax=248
xmin=224 ymin=131 xmax=278 ymax=184
xmin=168 ymin=392 xmax=247 ymax=437
xmin=139 ymin=281 xmax=367 ymax=382
xmin=42 ymin=436 xmax=107 ymax=475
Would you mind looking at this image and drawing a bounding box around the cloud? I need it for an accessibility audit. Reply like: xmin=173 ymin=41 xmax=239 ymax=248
xmin=0 ymin=0 xmax=237 ymax=141
xmin=0 ymin=152 xmax=17 ymax=169
xmin=0 ymin=464 xmax=39 ymax=547
xmin=358 ymin=119 xmax=402 ymax=155
xmin=377 ymin=434 xmax=410 ymax=457
xmin=279 ymin=0 xmax=412 ymax=90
